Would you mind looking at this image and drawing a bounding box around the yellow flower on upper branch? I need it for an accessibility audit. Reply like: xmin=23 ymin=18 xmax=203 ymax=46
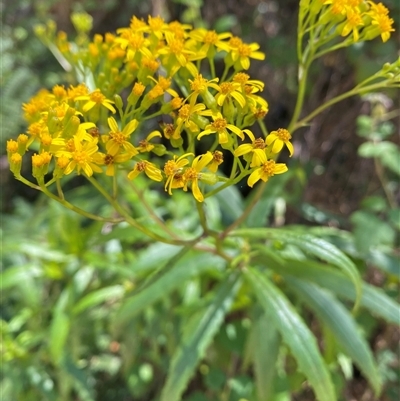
xmin=188 ymin=29 xmax=232 ymax=56
xmin=101 ymin=152 xmax=133 ymax=176
xmin=247 ymin=153 xmax=288 ymax=188
xmin=266 ymin=128 xmax=294 ymax=156
xmin=182 ymin=152 xmax=214 ymax=202
xmin=137 ymin=130 xmax=162 ymax=153
xmin=102 ymin=117 xmax=139 ymax=156
xmin=208 ymin=150 xmax=224 ymax=173
xmin=174 ymin=102 xmax=208 ymax=139
xmin=215 ymin=81 xmax=246 ymax=109
xmin=56 ymin=136 xmax=103 ymax=177
xmin=76 ymin=89 xmax=116 ymax=113
xmin=234 ymin=129 xmax=269 ymax=167
xmin=128 ymin=160 xmax=163 ymax=181
xmin=163 ymin=153 xmax=193 ymax=194
xmin=341 ymin=8 xmax=364 ymax=41
xmin=229 ymin=39 xmax=265 ymax=70
xmin=198 ymin=112 xmax=244 ymax=145
xmin=367 ymin=2 xmax=395 ymax=42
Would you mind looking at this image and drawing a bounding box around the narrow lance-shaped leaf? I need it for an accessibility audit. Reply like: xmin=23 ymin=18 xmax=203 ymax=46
xmin=232 ymin=228 xmax=362 ymax=310
xmin=256 ymin=252 xmax=399 ymax=325
xmin=160 ymin=270 xmax=241 ymax=401
xmin=245 ymin=267 xmax=336 ymax=401
xmin=248 ymin=310 xmax=280 ymax=401
xmin=114 ymin=251 xmax=225 ymax=329
xmin=286 ymin=277 xmax=382 ymax=396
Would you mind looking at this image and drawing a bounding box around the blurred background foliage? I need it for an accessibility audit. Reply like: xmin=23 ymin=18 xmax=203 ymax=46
xmin=1 ymin=0 xmax=399 ymax=400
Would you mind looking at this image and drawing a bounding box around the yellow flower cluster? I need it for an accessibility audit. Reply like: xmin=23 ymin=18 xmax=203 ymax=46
xmin=8 ymin=15 xmax=294 ymax=202
xmin=305 ymin=0 xmax=395 ymax=43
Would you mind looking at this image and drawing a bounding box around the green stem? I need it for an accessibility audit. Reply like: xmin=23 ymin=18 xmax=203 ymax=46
xmin=38 ymin=181 xmax=123 ymax=223
xmin=87 ymin=176 xmax=190 ymax=245
xmin=292 ymin=82 xmax=393 ymax=132
xmin=220 ymin=179 xmax=267 ymax=239
xmin=196 ymin=201 xmax=209 ymax=234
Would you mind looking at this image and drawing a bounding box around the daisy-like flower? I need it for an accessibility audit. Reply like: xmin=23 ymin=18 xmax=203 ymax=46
xmin=247 ymin=153 xmax=288 ymax=188
xmin=137 ymin=131 xmax=162 ymax=153
xmin=234 ymin=129 xmax=269 ymax=167
xmin=128 ymin=160 xmax=163 ymax=182
xmin=232 ymin=72 xmax=264 ymax=92
xmin=163 ymin=153 xmax=193 ymax=194
xmin=208 ymin=150 xmax=224 ymax=173
xmin=189 ymin=29 xmax=232 ymax=55
xmin=266 ymin=128 xmax=294 ymax=156
xmin=174 ymin=102 xmax=208 ymax=138
xmin=341 ymin=8 xmax=364 ymax=42
xmin=76 ymin=89 xmax=116 ymax=113
xmin=369 ymin=12 xmax=395 ymax=42
xmin=230 ymin=40 xmax=265 ymax=70
xmin=56 ymin=136 xmax=103 ymax=177
xmin=158 ymin=32 xmax=197 ymax=68
xmin=198 ymin=112 xmax=244 ymax=144
xmin=187 ymin=73 xmax=219 ymax=106
xmin=101 ymin=152 xmax=133 ymax=176
xmin=102 ymin=117 xmax=139 ymax=156
xmin=215 ymin=81 xmax=246 ymax=108
xmin=182 ymin=152 xmax=213 ymax=202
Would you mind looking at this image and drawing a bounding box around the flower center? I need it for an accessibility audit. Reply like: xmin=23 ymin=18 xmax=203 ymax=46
xmin=238 ymin=44 xmax=252 ymax=57
xmin=276 ymin=128 xmax=291 ymax=141
xmin=190 ymin=74 xmax=208 ymax=92
xmin=110 ymin=131 xmax=126 ymax=144
xmin=164 ymin=160 xmax=179 ymax=176
xmin=179 ymin=104 xmax=191 ymax=120
xmin=211 ymin=118 xmax=227 ymax=132
xmin=136 ymin=161 xmax=147 ymax=172
xmin=253 ymin=138 xmax=265 ymax=149
xmin=183 ymin=167 xmax=197 ymax=181
xmin=104 ymin=154 xmax=114 ymax=165
xmin=169 ymin=39 xmax=184 ymax=54
xmin=219 ymin=82 xmax=235 ymax=94
xmin=204 ymin=30 xmax=218 ymax=44
xmin=261 ymin=160 xmax=276 ymax=177
xmin=233 ymin=72 xmax=249 ymax=84
xmin=90 ymin=91 xmax=106 ymax=103
xmin=73 ymin=150 xmax=90 ymax=165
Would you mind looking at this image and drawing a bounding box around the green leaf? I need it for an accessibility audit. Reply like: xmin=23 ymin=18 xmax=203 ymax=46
xmin=351 ymin=211 xmax=395 ymax=252
xmin=286 ymin=277 xmax=381 ymax=395
xmin=249 ymin=311 xmax=280 ymax=401
xmin=214 ymin=183 xmax=244 ymax=223
xmin=0 ymin=265 xmax=42 ymax=290
xmin=233 ymin=228 xmax=362 ymax=310
xmin=114 ymin=250 xmax=225 ymax=328
xmin=245 ymin=268 xmax=336 ymax=401
xmin=72 ymin=285 xmax=125 ymax=315
xmin=160 ymin=271 xmax=241 ymax=401
xmin=258 ymin=255 xmax=399 ymax=324
xmin=50 ymin=289 xmax=71 ymax=365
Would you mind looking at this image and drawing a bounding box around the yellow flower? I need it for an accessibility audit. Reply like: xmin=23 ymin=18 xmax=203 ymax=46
xmin=57 ymin=137 xmax=103 ymax=177
xmin=137 ymin=131 xmax=162 ymax=153
xmin=128 ymin=160 xmax=163 ymax=181
xmin=187 ymin=73 xmax=219 ymax=106
xmin=215 ymin=81 xmax=246 ymax=108
xmin=76 ymin=89 xmax=116 ymax=113
xmin=230 ymin=42 xmax=265 ymax=70
xmin=234 ymin=129 xmax=268 ymax=167
xmin=102 ymin=152 xmax=133 ymax=176
xmin=182 ymin=152 xmax=213 ymax=202
xmin=189 ymin=29 xmax=232 ymax=55
xmin=103 ymin=117 xmax=139 ymax=156
xmin=198 ymin=113 xmax=244 ymax=144
xmin=266 ymin=128 xmax=294 ymax=156
xmin=208 ymin=150 xmax=224 ymax=173
xmin=247 ymin=156 xmax=288 ymax=188
xmin=174 ymin=103 xmax=208 ymax=138
xmin=370 ymin=13 xmax=395 ymax=43
xmin=341 ymin=8 xmax=364 ymax=42
xmin=163 ymin=153 xmax=193 ymax=194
